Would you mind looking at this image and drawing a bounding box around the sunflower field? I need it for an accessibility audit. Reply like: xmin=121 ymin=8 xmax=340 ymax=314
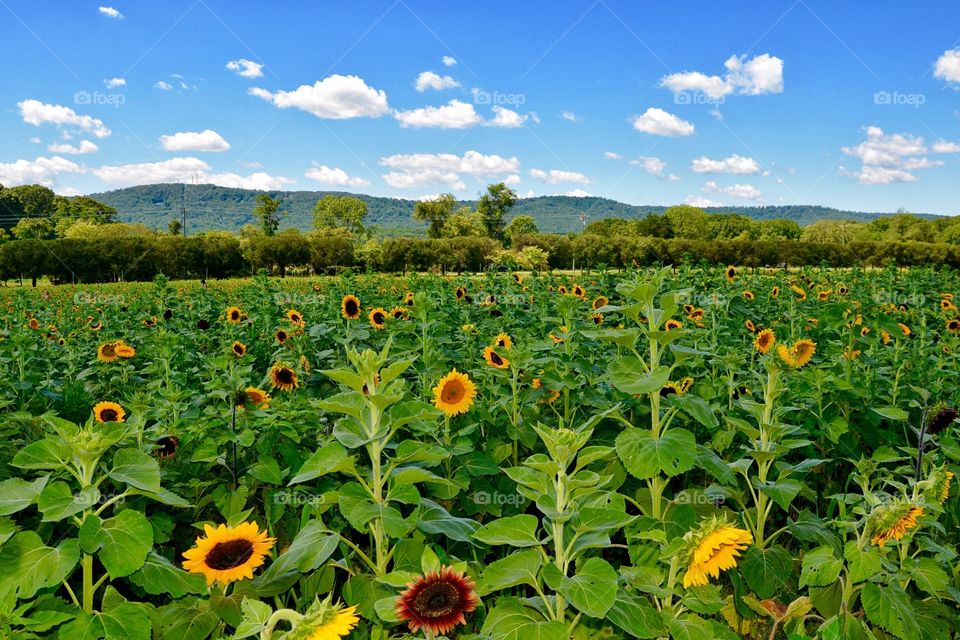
xmin=0 ymin=265 xmax=958 ymax=640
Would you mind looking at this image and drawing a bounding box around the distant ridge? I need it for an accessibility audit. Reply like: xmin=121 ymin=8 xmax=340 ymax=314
xmin=88 ymin=183 xmax=941 ymax=235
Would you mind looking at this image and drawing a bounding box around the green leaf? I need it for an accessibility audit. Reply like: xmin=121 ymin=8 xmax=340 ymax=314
xmin=843 ymin=541 xmax=881 ymax=584
xmin=740 ymin=545 xmax=793 ymax=599
xmin=78 ymin=510 xmax=153 ymax=579
xmin=909 ymin=557 xmax=949 ymax=596
xmin=616 ymin=427 xmax=697 ymax=479
xmin=873 ymin=406 xmax=909 ymax=422
xmin=481 ymin=597 xmax=568 ymax=640
xmin=558 ymin=557 xmax=618 ymax=618
xmin=861 ymin=582 xmax=920 ymax=640
xmin=233 ymin=598 xmax=273 ymax=639
xmin=0 ymin=531 xmax=80 ymax=600
xmin=674 ymin=395 xmax=718 ymax=429
xmin=129 ymin=551 xmax=207 ymax=597
xmin=254 ymin=521 xmax=339 ymax=597
xmin=158 ymin=601 xmax=220 ymax=640
xmin=11 ymin=438 xmax=71 ymax=471
xmin=288 ymin=442 xmax=354 ymax=485
xmin=668 ymin=615 xmax=714 ymax=640
xmin=756 ymin=478 xmax=803 ymax=511
xmin=694 ymin=445 xmax=736 ymax=486
xmin=108 ymin=449 xmax=161 ymax=493
xmin=474 ymin=514 xmax=542 ymax=548
xmin=38 ymin=481 xmax=99 ymax=522
xmin=0 ymin=476 xmax=48 ymax=516
xmin=606 ymin=594 xmax=668 ymax=638
xmin=418 ymin=499 xmax=481 ymax=543
xmin=608 ymin=358 xmax=671 ymax=395
xmin=476 ymin=550 xmax=542 ymax=595
xmin=799 ymin=546 xmax=842 ymax=588
xmin=573 ymin=507 xmax=636 ymax=532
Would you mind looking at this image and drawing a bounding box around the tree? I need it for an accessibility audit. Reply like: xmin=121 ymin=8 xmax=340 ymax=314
xmin=801 ymin=220 xmax=862 ymax=244
xmin=54 ymin=196 xmax=117 ymax=224
xmin=12 ymin=217 xmax=55 ymax=239
xmin=757 ymin=218 xmax=802 ymax=240
xmin=476 ymin=182 xmax=517 ymax=239
xmin=252 ymin=194 xmax=283 ymax=236
xmin=0 ymin=189 xmax=25 ymax=230
xmin=413 ymin=194 xmax=456 ymax=238
xmin=505 ymin=215 xmax=538 ymax=243
xmin=664 ymin=204 xmax=708 ymax=240
xmin=313 ymin=195 xmax=367 ymax=236
xmin=7 ymin=185 xmax=56 ymax=218
xmin=168 ymin=218 xmax=183 ymax=235
xmin=442 ymin=207 xmax=486 ymax=238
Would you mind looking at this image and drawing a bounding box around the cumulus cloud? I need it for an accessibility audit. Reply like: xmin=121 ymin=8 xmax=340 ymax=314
xmin=660 ymin=53 xmax=784 ymax=98
xmin=104 ymin=77 xmax=126 ymax=88
xmin=703 ymin=180 xmax=764 ymax=201
xmin=250 ymin=75 xmax=389 ymax=119
xmin=684 ymin=195 xmax=722 ymax=207
xmin=47 ymin=140 xmax=99 ymax=155
xmin=840 ymin=126 xmax=943 ymax=184
xmin=379 ymin=150 xmax=519 ymax=190
xmin=564 ymin=189 xmax=592 ymax=197
xmin=486 ymin=106 xmax=526 ymax=127
xmin=0 ymin=156 xmax=86 ymax=187
xmin=226 ymin=58 xmax=264 ymax=79
xmin=93 ymin=157 xmax=292 ymax=189
xmin=691 ymin=154 xmax=762 ymax=174
xmin=159 ymin=129 xmax=231 ymax=152
xmin=529 ymin=168 xmax=590 ymax=185
xmin=839 ymin=166 xmax=919 ymax=185
xmin=18 ymin=99 xmax=111 ymax=138
xmin=933 ymin=140 xmax=960 ymax=153
xmin=934 ymin=49 xmax=960 ymax=84
xmin=98 ymin=6 xmax=122 ymax=18
xmin=629 ymin=156 xmax=678 ymax=180
xmin=394 ymin=99 xmax=482 ymax=128
xmin=604 ymin=151 xmax=623 ymax=160
xmin=305 ymin=165 xmax=370 ymax=187
xmin=631 ymin=108 xmax=694 ymax=136
xmin=415 ymin=71 xmax=459 ymax=92
xmin=442 ymin=56 xmax=457 ymax=67
xmin=154 ymin=81 xmax=173 ymax=91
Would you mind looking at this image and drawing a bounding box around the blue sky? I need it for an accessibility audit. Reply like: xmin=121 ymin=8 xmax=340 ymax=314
xmin=2 ymin=1 xmax=960 ymax=214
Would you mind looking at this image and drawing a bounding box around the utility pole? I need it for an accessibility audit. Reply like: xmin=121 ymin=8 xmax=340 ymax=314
xmin=180 ymin=182 xmax=187 ymax=237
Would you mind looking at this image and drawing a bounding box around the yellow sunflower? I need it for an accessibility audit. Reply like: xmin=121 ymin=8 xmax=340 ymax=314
xmin=97 ymin=342 xmax=119 ymax=363
xmin=432 ymin=369 xmax=477 ymax=417
xmin=27 ymin=317 xmax=40 ymax=330
xmin=681 ymin=520 xmax=753 ymax=588
xmin=771 ymin=286 xmax=780 ymax=299
xmin=297 ymin=600 xmax=360 ymax=640
xmin=754 ymin=329 xmax=775 ymax=354
xmin=743 ymin=291 xmax=755 ymax=300
xmin=182 ymin=522 xmax=275 ymax=586
xmin=593 ymin=296 xmax=609 ymax=310
xmin=391 ymin=306 xmax=408 ymax=320
xmin=592 ymin=313 xmax=604 ymax=325
xmin=116 ymin=343 xmax=136 ymax=359
xmin=455 ymin=286 xmax=467 ymax=301
xmin=269 ymin=363 xmax=299 ymax=391
xmin=93 ymin=401 xmax=125 ymax=423
xmin=745 ymin=319 xmax=757 ymax=333
xmin=287 ymin=308 xmax=305 ymax=328
xmin=483 ymin=346 xmax=510 ymax=369
xmin=898 ymin=323 xmax=911 ymax=337
xmin=226 ymin=306 xmax=244 ymax=324
xmin=664 ymin=319 xmax=683 ymax=331
xmin=341 ymin=295 xmax=361 ymax=320
xmin=572 ymin=284 xmax=586 ymax=298
xmin=777 ymin=339 xmax=816 ymax=368
xmin=231 ymin=341 xmax=247 ymax=357
xmin=493 ymin=332 xmax=513 ymax=350
xmin=870 ymin=502 xmax=924 ymax=548
xmin=369 ymin=307 xmax=387 ymax=330
xmin=238 ymin=387 xmax=271 ymax=410
xmin=725 ymin=266 xmax=736 ymax=282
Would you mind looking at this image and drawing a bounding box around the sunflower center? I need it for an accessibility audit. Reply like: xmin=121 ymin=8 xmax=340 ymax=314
xmin=234 ymin=345 xmax=244 ymax=354
xmin=100 ymin=408 xmax=119 ymax=422
xmin=442 ymin=382 xmax=464 ymax=402
xmin=205 ymin=538 xmax=254 ymax=570
xmin=102 ymin=344 xmax=117 ymax=357
xmin=345 ymin=300 xmax=359 ymax=315
xmin=373 ymin=312 xmax=384 ymax=324
xmin=276 ymin=368 xmax=293 ymax=384
xmin=490 ymin=352 xmax=503 ymax=366
xmin=412 ymin=582 xmax=460 ymax=618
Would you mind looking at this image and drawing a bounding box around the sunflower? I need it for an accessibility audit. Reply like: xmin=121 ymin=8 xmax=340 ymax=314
xmin=881 ymin=329 xmax=892 ymax=345
xmin=391 ymin=306 xmax=408 ymax=320
xmin=461 ymin=324 xmax=477 ymax=334
xmin=532 ymin=378 xmax=542 ymax=389
xmin=898 ymin=323 xmax=911 ymax=337
xmin=369 ymin=307 xmax=387 ymax=330
xmin=295 ymin=600 xmax=360 ymax=640
xmin=688 ymin=308 xmax=704 ymax=321
xmin=926 ymin=405 xmax=957 ymax=435
xmin=97 ymin=342 xmax=119 ymax=363
xmin=664 ymin=319 xmax=683 ymax=331
xmin=286 ymin=308 xmax=305 ymax=328
xmin=238 ymin=387 xmax=271 ymax=410
xmin=226 ymin=306 xmax=244 ymax=324
xmin=89 ymin=320 xmax=103 ymax=331
xmin=777 ymin=338 xmax=816 ymax=368
xmin=660 ymin=382 xmax=684 ymax=397
xmin=432 ymin=369 xmax=477 ymax=417
xmin=493 ymin=332 xmax=513 ymax=350
xmin=754 ymin=329 xmax=775 ymax=354
xmin=274 ymin=329 xmax=289 ymax=344
xmin=557 ymin=285 xmax=568 ymax=295
xmin=791 ymin=285 xmax=807 ymax=301
xmin=269 ymin=363 xmax=299 ymax=391
xmin=725 ymin=266 xmax=736 ymax=282
xmin=572 ymin=284 xmax=586 ymax=298
xmin=771 ymin=286 xmax=780 ymax=299
xmin=231 ymin=341 xmax=247 ymax=357
xmin=512 ymin=272 xmax=523 ymax=284
xmin=93 ymin=401 xmax=125 ymax=423
xmin=396 ymin=566 xmax=479 ymax=637
xmin=116 ymin=343 xmax=136 ymax=359
xmin=182 ymin=522 xmax=275 ymax=586
xmin=404 ymin=291 xmax=416 ymax=306
xmin=932 ymin=469 xmax=954 ymax=504
xmin=592 ymin=313 xmax=604 ymax=325
xmin=143 ymin=316 xmax=157 ymax=327
xmin=861 ymin=326 xmax=871 ymax=337
xmin=455 ymin=286 xmax=467 ymax=301
xmin=743 ymin=291 xmax=755 ymax=301
xmin=27 ymin=317 xmax=40 ymax=330
xmin=681 ymin=519 xmax=753 ymax=588
xmin=869 ymin=502 xmax=924 ymax=548
xmin=843 ymin=348 xmax=861 ymax=360
xmin=154 ymin=435 xmax=179 ymax=459
xmin=483 ymin=346 xmax=510 ymax=369
xmin=341 ymin=295 xmax=361 ymax=320
xmin=837 ymin=285 xmax=849 ymax=295
xmin=745 ymin=319 xmax=757 ymax=333
xmin=817 ymin=290 xmax=831 ymax=301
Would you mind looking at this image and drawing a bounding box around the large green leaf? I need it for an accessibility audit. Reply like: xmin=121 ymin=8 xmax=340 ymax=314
xmin=78 ymin=510 xmax=153 ymax=579
xmin=608 ymin=359 xmax=671 ymax=395
xmin=0 ymin=476 xmax=48 ymax=516
xmin=558 ymin=557 xmax=618 ymax=618
xmin=0 ymin=531 xmax=80 ymax=600
xmin=11 ymin=438 xmax=71 ymax=471
xmin=473 ymin=514 xmax=542 ymax=548
xmin=129 ymin=551 xmax=207 ymax=597
xmin=616 ymin=427 xmax=697 ymax=479
xmin=476 ymin=549 xmax=542 ymax=595
xmin=606 ymin=594 xmax=668 ymax=638
xmin=418 ymin=499 xmax=481 ymax=543
xmin=288 ymin=442 xmax=354 ymax=485
xmin=843 ymin=541 xmax=881 ymax=584
xmin=481 ymin=597 xmax=568 ymax=640
xmin=861 ymin=582 xmax=920 ymax=640
xmin=108 ymin=449 xmax=161 ymax=493
xmin=740 ymin=545 xmax=793 ymax=599
xmin=38 ymin=481 xmax=99 ymax=522
xmin=799 ymin=546 xmax=842 ymax=588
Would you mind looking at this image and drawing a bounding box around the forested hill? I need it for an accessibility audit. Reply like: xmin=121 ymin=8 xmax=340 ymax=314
xmin=89 ymin=183 xmax=930 ymax=235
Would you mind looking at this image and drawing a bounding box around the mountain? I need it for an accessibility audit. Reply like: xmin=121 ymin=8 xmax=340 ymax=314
xmin=88 ymin=183 xmax=938 ymax=235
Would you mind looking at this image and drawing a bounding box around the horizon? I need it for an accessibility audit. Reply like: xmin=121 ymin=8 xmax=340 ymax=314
xmin=3 ymin=2 xmax=960 ymax=215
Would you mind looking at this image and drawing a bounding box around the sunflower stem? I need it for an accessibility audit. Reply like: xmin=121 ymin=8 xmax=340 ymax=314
xmin=260 ymin=609 xmax=303 ymax=640
xmin=81 ymin=553 xmax=95 ymax=613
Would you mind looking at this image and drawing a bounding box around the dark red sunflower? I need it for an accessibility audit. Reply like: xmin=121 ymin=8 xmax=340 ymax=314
xmin=396 ymin=566 xmax=479 ymax=636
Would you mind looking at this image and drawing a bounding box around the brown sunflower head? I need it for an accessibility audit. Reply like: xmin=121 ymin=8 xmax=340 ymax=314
xmin=396 ymin=566 xmax=479 ymax=636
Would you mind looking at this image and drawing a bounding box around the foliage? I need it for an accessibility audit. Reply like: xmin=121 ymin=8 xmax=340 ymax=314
xmin=313 ymin=195 xmax=368 ymax=237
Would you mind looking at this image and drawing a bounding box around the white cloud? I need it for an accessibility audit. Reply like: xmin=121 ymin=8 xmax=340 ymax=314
xmin=933 ymin=140 xmax=960 ymax=153
xmin=840 ymin=126 xmax=943 ymax=184
xmin=0 ymin=156 xmax=86 ymax=187
xmin=305 ymin=165 xmax=370 ymax=187
xmin=604 ymin=151 xmax=623 ymax=160
xmin=104 ymin=77 xmax=126 ymax=89
xmin=18 ymin=99 xmax=111 ymax=138
xmin=691 ymin=154 xmax=762 ymax=175
xmin=503 ymin=174 xmax=522 ymax=186
xmin=660 ymin=53 xmax=784 ymax=98
xmin=442 ymin=56 xmax=457 ymax=67
xmin=684 ymin=195 xmax=721 ymax=207
xmin=28 ymin=137 xmax=42 ymax=144
xmin=47 ymin=140 xmax=99 ymax=155
xmin=529 ymin=168 xmax=590 ymax=185
xmin=379 ymin=150 xmax=519 ymax=190
xmin=394 ymin=99 xmax=482 ymax=128
xmin=486 ymin=106 xmax=526 ymax=128
xmin=415 ymin=71 xmax=459 ymax=92
xmin=563 ymin=189 xmax=592 ymax=197
xmin=159 ymin=129 xmax=231 ymax=152
xmin=703 ymin=180 xmax=764 ymax=201
xmin=226 ymin=59 xmax=264 ymax=79
xmin=98 ymin=6 xmax=122 ymax=18
xmin=839 ymin=165 xmax=919 ymax=185
xmin=154 ymin=81 xmax=173 ymax=91
xmin=631 ymin=108 xmax=694 ymax=136
xmin=629 ymin=156 xmax=677 ymax=180
xmin=934 ymin=49 xmax=960 ymax=84
xmin=251 ymin=75 xmax=389 ymax=119
xmin=93 ymin=156 xmax=292 ymax=189
xmin=560 ymin=111 xmax=579 ymax=122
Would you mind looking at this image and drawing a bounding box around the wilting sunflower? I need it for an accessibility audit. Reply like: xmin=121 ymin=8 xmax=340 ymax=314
xmin=286 ymin=308 xmax=305 ymax=328
xmin=593 ymin=296 xmax=609 ymax=310
xmin=777 ymin=339 xmax=816 ymax=368
xmin=231 ymin=341 xmax=247 ymax=357
xmin=493 ymin=332 xmax=513 ymax=350
xmin=292 ymin=599 xmax=359 ymax=640
xmin=681 ymin=518 xmax=753 ymax=588
xmin=754 ymin=329 xmax=775 ymax=354
xmin=269 ymin=363 xmax=299 ymax=391
xmin=93 ymin=401 xmax=125 ymax=423
xmin=745 ymin=319 xmax=757 ymax=333
xmin=182 ymin=522 xmax=275 ymax=586
xmin=238 ymin=387 xmax=271 ymax=410
xmin=432 ymin=369 xmax=477 ymax=417
xmin=791 ymin=284 xmax=807 ymax=301
xmin=369 ymin=307 xmax=387 ymax=330
xmin=116 ymin=343 xmax=136 ymax=359
xmin=926 ymin=405 xmax=958 ymax=435
xmin=341 ymin=295 xmax=361 ymax=320
xmin=97 ymin=341 xmax=119 ymax=363
xmin=725 ymin=266 xmax=736 ymax=282
xmin=396 ymin=566 xmax=479 ymax=637
xmin=226 ymin=306 xmax=244 ymax=324
xmin=483 ymin=346 xmax=510 ymax=369
xmin=869 ymin=501 xmax=924 ymax=548
xmin=664 ymin=319 xmax=683 ymax=331
xmin=817 ymin=290 xmax=831 ymax=301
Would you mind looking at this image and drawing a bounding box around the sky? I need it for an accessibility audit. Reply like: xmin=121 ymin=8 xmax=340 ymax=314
xmin=1 ymin=1 xmax=960 ymax=215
